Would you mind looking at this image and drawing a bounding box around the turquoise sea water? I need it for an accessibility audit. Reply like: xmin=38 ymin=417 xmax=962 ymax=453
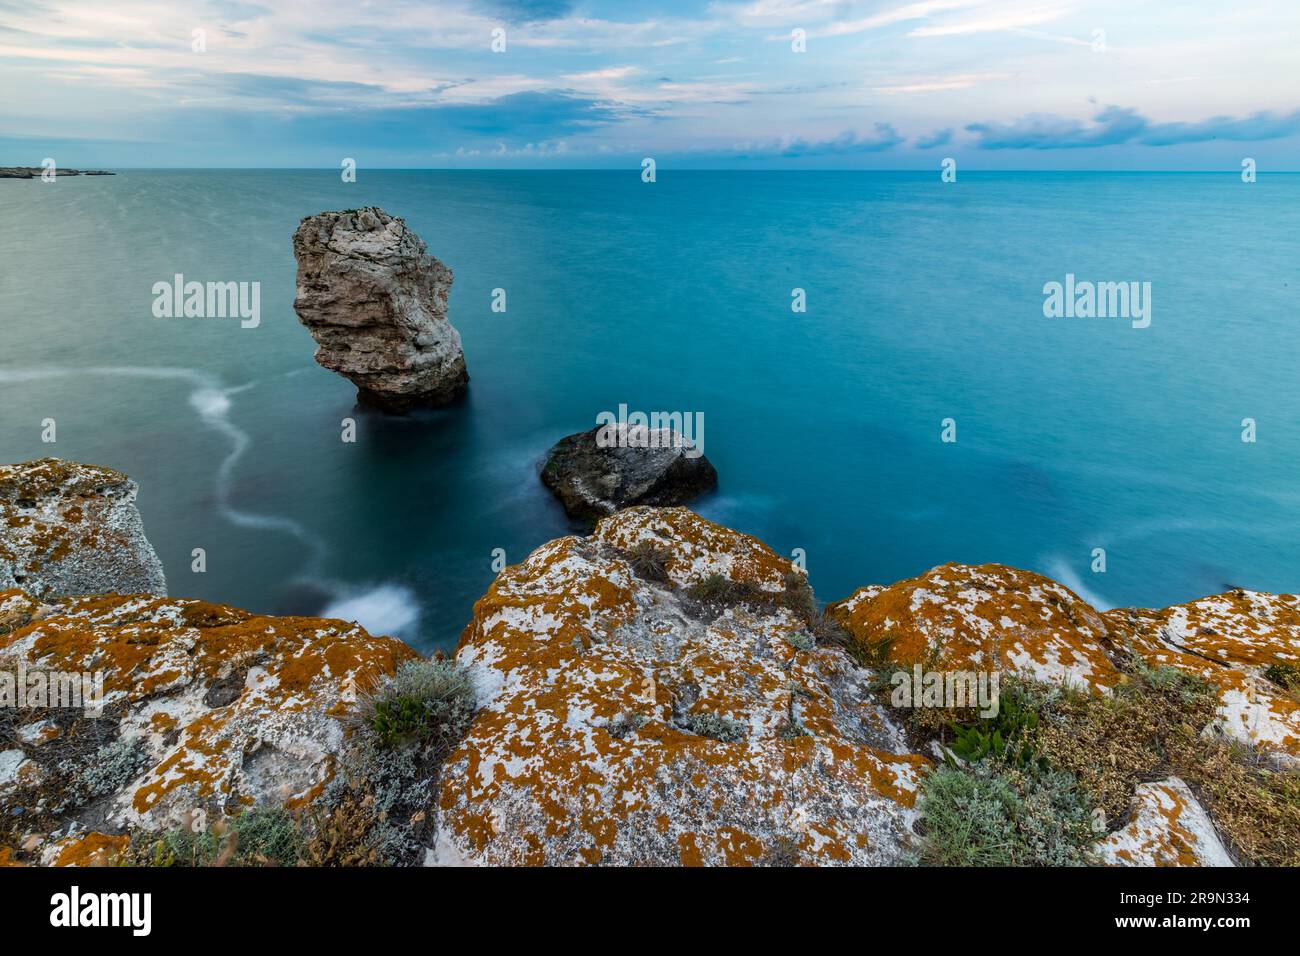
xmin=1 ymin=170 xmax=1298 ymax=653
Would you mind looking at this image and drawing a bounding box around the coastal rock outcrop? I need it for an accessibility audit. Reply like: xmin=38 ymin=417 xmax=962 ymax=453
xmin=0 ymin=167 xmax=114 ymax=178
xmin=831 ymin=563 xmax=1300 ymax=764
xmin=0 ymin=459 xmax=166 ymax=599
xmin=1105 ymin=593 xmax=1300 ymax=762
xmin=433 ymin=507 xmax=927 ymax=866
xmin=1097 ymin=778 xmax=1234 ymax=866
xmin=540 ymin=424 xmax=718 ymax=524
xmin=0 ymin=587 xmax=418 ymax=865
xmin=292 ymin=207 xmax=468 ymax=412
xmin=829 ymin=563 xmax=1121 ymax=694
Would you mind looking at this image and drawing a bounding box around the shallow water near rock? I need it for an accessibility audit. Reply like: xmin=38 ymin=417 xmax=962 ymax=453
xmin=1 ymin=169 xmax=1298 ymax=652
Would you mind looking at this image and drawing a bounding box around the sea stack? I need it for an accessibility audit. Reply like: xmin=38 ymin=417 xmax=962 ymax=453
xmin=540 ymin=424 xmax=718 ymax=523
xmin=292 ymin=207 xmax=468 ymax=412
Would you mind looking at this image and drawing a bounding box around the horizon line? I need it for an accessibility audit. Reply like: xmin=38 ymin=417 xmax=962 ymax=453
xmin=14 ymin=166 xmax=1300 ymax=174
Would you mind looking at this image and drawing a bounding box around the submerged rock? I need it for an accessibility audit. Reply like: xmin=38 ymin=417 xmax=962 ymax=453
xmin=292 ymin=206 xmax=468 ymax=412
xmin=434 ymin=507 xmax=927 ymax=866
xmin=0 ymin=459 xmax=166 ymax=599
xmin=540 ymin=424 xmax=718 ymax=524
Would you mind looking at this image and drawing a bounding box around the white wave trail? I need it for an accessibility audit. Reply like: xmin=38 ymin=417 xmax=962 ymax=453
xmin=1045 ymin=555 xmax=1114 ymax=611
xmin=0 ymin=365 xmax=327 ymax=575
xmin=321 ymin=584 xmax=420 ymax=640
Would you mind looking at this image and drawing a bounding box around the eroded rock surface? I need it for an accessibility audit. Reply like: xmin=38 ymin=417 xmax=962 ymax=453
xmin=434 ymin=506 xmax=927 ymax=866
xmin=540 ymin=424 xmax=718 ymax=524
xmin=1098 ymin=778 xmax=1233 ymax=867
xmin=829 ymin=564 xmax=1121 ymax=694
xmin=0 ymin=459 xmax=166 ymax=599
xmin=1106 ymin=592 xmax=1300 ymax=762
xmin=0 ymin=588 xmax=417 ymax=865
xmin=292 ymin=207 xmax=468 ymax=412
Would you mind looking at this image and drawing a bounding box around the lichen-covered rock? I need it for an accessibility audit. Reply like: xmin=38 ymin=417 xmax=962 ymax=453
xmin=0 ymin=588 xmax=418 ymax=864
xmin=0 ymin=459 xmax=166 ymax=599
xmin=1106 ymin=592 xmax=1300 ymax=762
xmin=433 ymin=506 xmax=928 ymax=866
xmin=1098 ymin=778 xmax=1233 ymax=866
xmin=829 ymin=564 xmax=1121 ymax=694
xmin=292 ymin=206 xmax=468 ymax=412
xmin=540 ymin=424 xmax=718 ymax=524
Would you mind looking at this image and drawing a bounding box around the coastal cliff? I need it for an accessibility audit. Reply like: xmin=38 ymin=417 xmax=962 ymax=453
xmin=1 ymin=458 xmax=166 ymax=599
xmin=2 ymin=460 xmax=1297 ymax=867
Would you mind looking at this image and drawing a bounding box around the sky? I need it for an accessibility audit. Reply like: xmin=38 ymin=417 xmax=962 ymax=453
xmin=1 ymin=0 xmax=1298 ymax=168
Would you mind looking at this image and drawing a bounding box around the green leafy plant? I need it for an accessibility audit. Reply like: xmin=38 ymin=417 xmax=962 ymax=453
xmin=946 ymin=689 xmax=1045 ymax=771
xmin=363 ymin=658 xmax=476 ymax=750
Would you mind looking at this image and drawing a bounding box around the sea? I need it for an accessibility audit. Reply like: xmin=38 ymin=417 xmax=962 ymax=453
xmin=2 ymin=170 xmax=1297 ymax=653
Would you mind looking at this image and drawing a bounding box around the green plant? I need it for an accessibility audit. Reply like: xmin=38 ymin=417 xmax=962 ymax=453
xmin=914 ymin=762 xmax=1097 ymax=866
xmin=128 ymin=806 xmax=303 ymax=867
xmin=781 ymin=572 xmax=816 ymax=619
xmin=67 ymin=736 xmax=148 ymax=805
xmin=363 ymin=658 xmax=476 ymax=750
xmin=784 ymin=631 xmax=815 ymax=652
xmin=1263 ymin=662 xmax=1300 ymax=692
xmin=680 ymin=711 xmax=747 ymax=743
xmin=945 ymin=690 xmax=1045 ymax=771
xmin=686 ymin=573 xmax=758 ymax=604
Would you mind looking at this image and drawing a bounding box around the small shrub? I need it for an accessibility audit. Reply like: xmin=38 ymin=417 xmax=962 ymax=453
xmin=686 ymin=573 xmax=758 ymax=604
xmin=781 ymin=572 xmax=816 ymax=620
xmin=626 ymin=541 xmax=672 ymax=584
xmin=784 ymin=631 xmax=815 ymax=652
xmin=128 ymin=806 xmax=302 ymax=867
xmin=680 ymin=711 xmax=747 ymax=743
xmin=67 ymin=736 xmax=148 ymax=805
xmin=1263 ymin=662 xmax=1300 ymax=692
xmin=915 ymin=761 xmax=1097 ymax=866
xmin=363 ymin=659 xmax=476 ymax=750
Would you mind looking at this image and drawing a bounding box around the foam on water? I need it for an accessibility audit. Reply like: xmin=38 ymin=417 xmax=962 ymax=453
xmin=321 ymin=584 xmax=421 ymax=639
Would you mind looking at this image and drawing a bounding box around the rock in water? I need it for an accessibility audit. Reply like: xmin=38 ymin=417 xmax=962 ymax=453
xmin=292 ymin=207 xmax=468 ymax=412
xmin=0 ymin=458 xmax=166 ymax=598
xmin=540 ymin=424 xmax=718 ymax=523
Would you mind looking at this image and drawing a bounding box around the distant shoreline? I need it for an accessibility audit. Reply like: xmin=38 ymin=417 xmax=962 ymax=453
xmin=0 ymin=166 xmax=114 ymax=179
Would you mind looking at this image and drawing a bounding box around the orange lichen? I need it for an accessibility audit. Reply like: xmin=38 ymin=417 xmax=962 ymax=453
xmin=435 ymin=507 xmax=929 ymax=867
xmin=828 ymin=563 xmax=1121 ymax=694
xmin=52 ymin=832 xmax=129 ymax=868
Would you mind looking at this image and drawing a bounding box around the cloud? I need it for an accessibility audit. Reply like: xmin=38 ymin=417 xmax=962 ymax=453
xmin=965 ymin=104 xmax=1300 ymax=150
xmin=739 ymin=123 xmax=904 ymax=157
xmin=1140 ymin=110 xmax=1300 ymax=145
xmin=914 ymin=127 xmax=953 ymax=148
